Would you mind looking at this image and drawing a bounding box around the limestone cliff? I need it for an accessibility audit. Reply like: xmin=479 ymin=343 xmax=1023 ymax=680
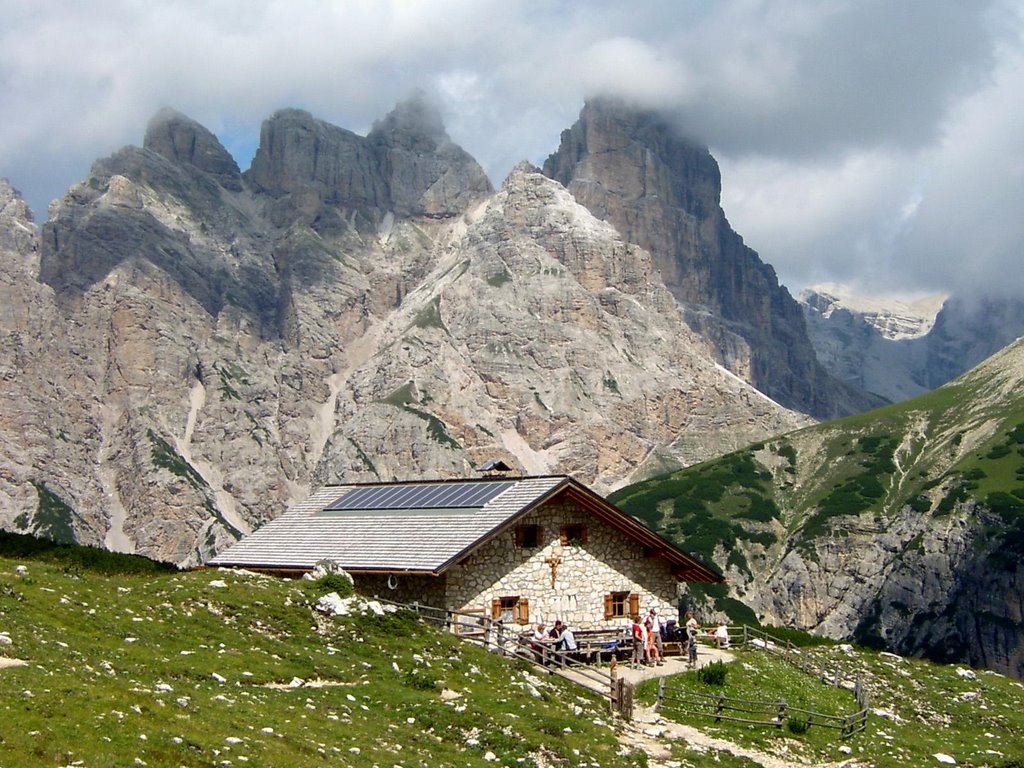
xmin=0 ymin=102 xmax=809 ymax=566
xmin=543 ymin=98 xmax=881 ymax=420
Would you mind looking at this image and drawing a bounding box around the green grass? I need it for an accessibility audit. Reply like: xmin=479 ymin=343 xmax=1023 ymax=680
xmin=0 ymin=543 xmax=638 ymax=767
xmin=638 ymin=645 xmax=1024 ymax=768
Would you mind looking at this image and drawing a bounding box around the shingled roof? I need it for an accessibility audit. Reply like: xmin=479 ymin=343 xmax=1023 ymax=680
xmin=209 ymin=474 xmax=722 ymax=582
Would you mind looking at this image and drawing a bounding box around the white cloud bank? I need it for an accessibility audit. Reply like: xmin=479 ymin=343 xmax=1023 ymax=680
xmin=1 ymin=0 xmax=1021 ymax=299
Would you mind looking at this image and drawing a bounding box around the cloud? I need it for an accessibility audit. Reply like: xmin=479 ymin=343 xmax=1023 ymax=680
xmin=0 ymin=0 xmax=1020 ymax=298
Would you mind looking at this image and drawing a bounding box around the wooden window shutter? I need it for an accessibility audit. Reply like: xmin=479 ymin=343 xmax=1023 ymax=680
xmin=581 ymin=525 xmax=589 ymax=544
xmin=560 ymin=526 xmax=568 ymax=545
xmin=537 ymin=526 xmax=544 ymax=546
xmin=515 ymin=526 xmax=524 ymax=547
xmin=517 ymin=598 xmax=530 ymax=625
xmin=491 ymin=598 xmax=501 ymax=619
xmin=604 ymin=593 xmax=614 ymax=620
xmin=629 ymin=593 xmax=640 ymax=618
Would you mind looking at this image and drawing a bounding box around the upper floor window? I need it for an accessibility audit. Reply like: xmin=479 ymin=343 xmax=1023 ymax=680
xmin=515 ymin=524 xmax=543 ymax=548
xmin=560 ymin=524 xmax=588 ymax=546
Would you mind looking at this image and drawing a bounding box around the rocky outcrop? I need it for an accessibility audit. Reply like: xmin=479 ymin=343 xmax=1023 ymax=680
xmin=144 ymin=108 xmax=243 ymax=191
xmin=0 ymin=103 xmax=809 ymax=566
xmin=246 ymin=93 xmax=493 ymax=231
xmin=704 ymin=338 xmax=1024 ymax=678
xmin=543 ymin=98 xmax=880 ymax=420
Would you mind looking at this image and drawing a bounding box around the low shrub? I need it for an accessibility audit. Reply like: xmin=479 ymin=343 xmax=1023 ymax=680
xmin=697 ymin=660 xmax=728 ymax=686
xmin=306 ymin=572 xmax=355 ymax=597
xmin=786 ymin=715 xmax=809 ymax=734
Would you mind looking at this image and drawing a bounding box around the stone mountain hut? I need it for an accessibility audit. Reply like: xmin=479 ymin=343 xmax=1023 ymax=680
xmin=209 ymin=474 xmax=722 ymax=630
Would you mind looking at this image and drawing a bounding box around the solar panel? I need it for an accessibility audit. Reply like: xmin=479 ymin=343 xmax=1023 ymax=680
xmin=325 ymin=481 xmax=515 ymax=511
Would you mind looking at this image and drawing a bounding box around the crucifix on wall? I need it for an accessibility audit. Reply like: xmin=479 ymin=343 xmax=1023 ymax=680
xmin=544 ymin=556 xmax=561 ymax=588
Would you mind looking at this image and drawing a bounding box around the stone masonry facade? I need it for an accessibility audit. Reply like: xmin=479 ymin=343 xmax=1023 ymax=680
xmin=442 ymin=500 xmax=678 ymax=630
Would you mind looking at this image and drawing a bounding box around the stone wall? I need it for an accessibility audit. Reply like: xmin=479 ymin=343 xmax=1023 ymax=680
xmin=354 ymin=573 xmax=446 ymax=608
xmin=443 ymin=500 xmax=678 ymax=630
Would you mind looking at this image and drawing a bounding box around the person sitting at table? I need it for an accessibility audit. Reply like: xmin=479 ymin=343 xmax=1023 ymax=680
xmin=529 ymin=622 xmax=551 ymax=664
xmin=554 ymin=621 xmax=577 ymax=652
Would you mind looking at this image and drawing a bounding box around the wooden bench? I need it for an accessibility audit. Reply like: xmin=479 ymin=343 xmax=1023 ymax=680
xmin=571 ymin=628 xmax=632 ymax=663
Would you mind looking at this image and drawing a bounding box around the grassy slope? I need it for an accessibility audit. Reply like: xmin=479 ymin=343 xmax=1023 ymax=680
xmin=638 ymin=642 xmax=1024 ymax=768
xmin=608 ymin=340 xmax=1024 ymax=618
xmin=0 ymin=539 xmax=638 ymax=768
xmin=2 ymin=537 xmax=1024 ymax=767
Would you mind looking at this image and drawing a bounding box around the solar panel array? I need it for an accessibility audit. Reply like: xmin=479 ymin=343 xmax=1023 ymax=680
xmin=325 ymin=481 xmax=515 ymax=511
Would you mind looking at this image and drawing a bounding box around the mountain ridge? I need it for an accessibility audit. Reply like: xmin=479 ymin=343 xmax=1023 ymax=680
xmin=1 ymin=99 xmax=816 ymax=566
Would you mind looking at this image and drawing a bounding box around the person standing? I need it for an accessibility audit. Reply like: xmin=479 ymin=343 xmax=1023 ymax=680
xmin=530 ymin=623 xmax=551 ymax=665
xmin=685 ymin=610 xmax=700 ymax=666
xmin=630 ymin=615 xmax=646 ymax=669
xmin=646 ymin=608 xmax=665 ymax=666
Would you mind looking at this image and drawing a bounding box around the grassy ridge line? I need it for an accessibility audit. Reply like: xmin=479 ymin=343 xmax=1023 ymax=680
xmin=0 ymin=543 xmax=638 ymax=767
xmin=608 ymin=342 xmax=1024 ymax=626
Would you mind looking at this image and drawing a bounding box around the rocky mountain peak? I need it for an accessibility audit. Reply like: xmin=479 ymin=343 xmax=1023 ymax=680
xmin=544 ymin=96 xmax=721 ymax=218
xmin=369 ymin=91 xmax=448 ymax=151
xmin=143 ymin=108 xmax=242 ymax=191
xmin=543 ymin=98 xmax=878 ymax=420
xmin=246 ymin=100 xmax=492 ymax=230
xmin=800 ymin=283 xmax=946 ymax=341
xmin=0 ymin=179 xmax=37 ymax=255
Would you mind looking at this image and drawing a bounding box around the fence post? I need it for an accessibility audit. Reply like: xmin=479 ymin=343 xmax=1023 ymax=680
xmin=776 ymin=700 xmax=786 ymax=728
xmin=715 ymin=694 xmax=725 ymax=722
xmin=655 ymin=678 xmax=665 ymax=712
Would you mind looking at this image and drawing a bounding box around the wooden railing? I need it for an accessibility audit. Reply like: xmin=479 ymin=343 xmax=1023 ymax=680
xmin=655 ymin=624 xmax=870 ymax=739
xmin=389 ymin=600 xmax=634 ymax=719
xmin=654 ymin=679 xmax=868 ymax=737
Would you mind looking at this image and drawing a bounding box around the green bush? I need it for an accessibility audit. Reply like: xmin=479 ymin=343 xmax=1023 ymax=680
xmin=305 ymin=572 xmax=356 ymax=597
xmin=786 ymin=715 xmax=809 ymax=734
xmin=0 ymin=531 xmax=176 ymax=575
xmin=403 ymin=668 xmax=440 ymax=690
xmin=756 ymin=624 xmax=833 ymax=648
xmin=697 ymin=660 xmax=728 ymax=686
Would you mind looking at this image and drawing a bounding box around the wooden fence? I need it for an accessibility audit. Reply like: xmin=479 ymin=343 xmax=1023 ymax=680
xmin=657 ymin=625 xmax=869 ymax=739
xmin=372 ymin=603 xmax=864 ymax=734
xmin=654 ymin=677 xmax=867 ymax=738
xmin=392 ymin=600 xmax=635 ymax=720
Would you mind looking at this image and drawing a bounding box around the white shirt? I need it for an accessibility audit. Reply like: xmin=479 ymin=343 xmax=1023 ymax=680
xmin=560 ymin=628 xmax=577 ymax=651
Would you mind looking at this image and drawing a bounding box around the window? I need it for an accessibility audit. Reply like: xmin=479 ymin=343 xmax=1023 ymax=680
xmin=491 ymin=596 xmax=530 ymax=625
xmin=560 ymin=524 xmax=588 ymax=546
xmin=604 ymin=591 xmax=640 ymax=619
xmin=514 ymin=524 xmax=543 ymax=548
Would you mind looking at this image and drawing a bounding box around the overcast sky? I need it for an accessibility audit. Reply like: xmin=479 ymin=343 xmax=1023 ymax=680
xmin=2 ymin=0 xmax=1022 ymax=299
